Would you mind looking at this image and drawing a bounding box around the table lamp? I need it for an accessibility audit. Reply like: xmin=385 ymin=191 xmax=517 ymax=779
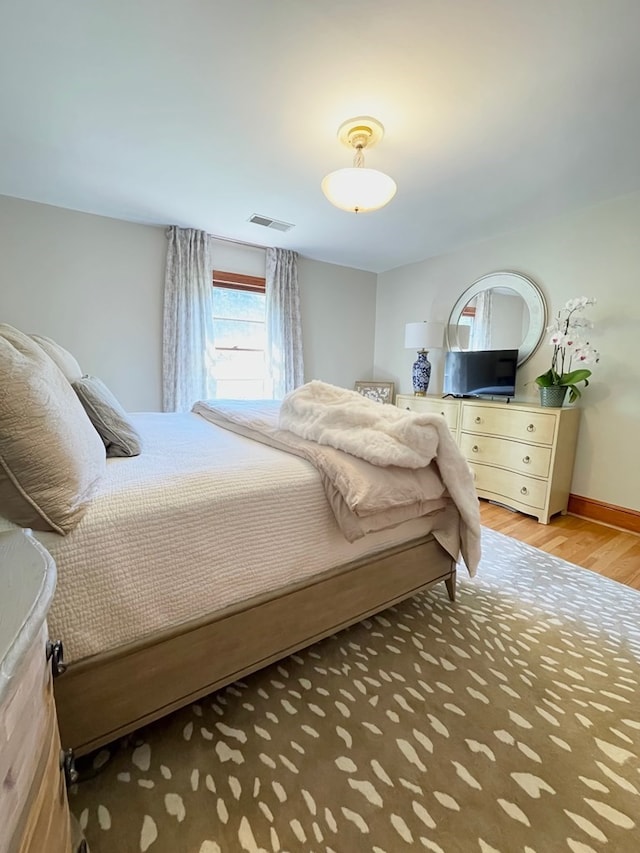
xmin=404 ymin=321 xmax=445 ymax=395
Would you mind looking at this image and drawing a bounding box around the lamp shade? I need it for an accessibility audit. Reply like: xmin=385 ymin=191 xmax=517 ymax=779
xmin=321 ymin=167 xmax=397 ymax=213
xmin=404 ymin=321 xmax=445 ymax=350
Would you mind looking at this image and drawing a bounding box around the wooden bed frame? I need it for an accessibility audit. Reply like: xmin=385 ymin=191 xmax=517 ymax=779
xmin=54 ymin=534 xmax=456 ymax=755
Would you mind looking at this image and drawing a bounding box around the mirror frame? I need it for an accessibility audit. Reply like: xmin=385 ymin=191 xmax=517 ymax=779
xmin=446 ymin=271 xmax=547 ymax=366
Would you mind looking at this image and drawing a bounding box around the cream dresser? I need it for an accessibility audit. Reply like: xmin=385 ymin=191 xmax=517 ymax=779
xmin=396 ymin=395 xmax=581 ymax=524
xmin=1 ymin=530 xmax=86 ymax=853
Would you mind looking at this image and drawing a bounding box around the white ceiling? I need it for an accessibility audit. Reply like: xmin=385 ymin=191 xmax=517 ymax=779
xmin=2 ymin=0 xmax=640 ymax=273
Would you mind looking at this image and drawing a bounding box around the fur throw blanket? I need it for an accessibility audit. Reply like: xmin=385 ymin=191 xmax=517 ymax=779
xmin=280 ymin=380 xmax=441 ymax=468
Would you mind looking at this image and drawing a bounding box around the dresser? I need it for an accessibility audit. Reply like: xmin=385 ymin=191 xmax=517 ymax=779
xmin=396 ymin=395 xmax=581 ymax=524
xmin=1 ymin=530 xmax=85 ymax=853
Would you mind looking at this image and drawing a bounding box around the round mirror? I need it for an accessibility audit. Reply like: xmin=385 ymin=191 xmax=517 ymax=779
xmin=446 ymin=271 xmax=547 ymax=366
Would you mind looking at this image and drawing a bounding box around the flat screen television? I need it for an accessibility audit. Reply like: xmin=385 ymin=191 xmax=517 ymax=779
xmin=443 ymin=349 xmax=518 ymax=398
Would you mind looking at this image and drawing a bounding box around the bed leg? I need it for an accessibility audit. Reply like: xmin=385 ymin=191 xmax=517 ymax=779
xmin=445 ymin=571 xmax=456 ymax=602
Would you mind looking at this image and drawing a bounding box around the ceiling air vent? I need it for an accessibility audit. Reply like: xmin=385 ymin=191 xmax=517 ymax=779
xmin=248 ymin=214 xmax=294 ymax=232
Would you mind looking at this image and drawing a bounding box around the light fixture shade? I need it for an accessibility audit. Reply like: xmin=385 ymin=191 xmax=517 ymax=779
xmin=404 ymin=321 xmax=445 ymax=350
xmin=321 ymin=167 xmax=397 ymax=213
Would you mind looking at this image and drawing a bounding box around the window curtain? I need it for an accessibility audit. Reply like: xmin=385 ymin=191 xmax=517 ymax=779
xmin=265 ymin=248 xmax=304 ymax=399
xmin=162 ymin=226 xmax=215 ymax=412
xmin=469 ymin=289 xmax=493 ymax=350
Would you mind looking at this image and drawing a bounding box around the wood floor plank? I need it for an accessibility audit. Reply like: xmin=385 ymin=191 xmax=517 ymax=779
xmin=479 ymin=500 xmax=640 ymax=591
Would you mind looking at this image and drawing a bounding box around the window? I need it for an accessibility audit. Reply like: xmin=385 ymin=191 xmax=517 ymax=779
xmin=211 ymin=270 xmax=271 ymax=399
xmin=458 ymin=305 xmax=475 ymax=342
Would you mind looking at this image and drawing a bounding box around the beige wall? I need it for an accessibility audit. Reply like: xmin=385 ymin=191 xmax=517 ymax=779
xmin=375 ymin=191 xmax=640 ymax=511
xmin=209 ymin=239 xmax=378 ymax=388
xmin=3 ymin=191 xmax=635 ymax=509
xmin=298 ymin=257 xmax=377 ymax=388
xmin=0 ymin=196 xmax=377 ymax=410
xmin=0 ymin=195 xmax=166 ymax=410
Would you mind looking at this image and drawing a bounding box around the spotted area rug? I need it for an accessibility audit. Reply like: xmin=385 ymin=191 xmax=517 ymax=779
xmin=70 ymin=528 xmax=640 ymax=852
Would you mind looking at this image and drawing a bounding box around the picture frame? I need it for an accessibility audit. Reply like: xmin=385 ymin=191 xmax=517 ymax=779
xmin=354 ymin=381 xmax=395 ymax=405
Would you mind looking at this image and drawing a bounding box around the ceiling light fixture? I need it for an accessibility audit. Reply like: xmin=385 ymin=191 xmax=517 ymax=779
xmin=321 ymin=117 xmax=397 ymax=214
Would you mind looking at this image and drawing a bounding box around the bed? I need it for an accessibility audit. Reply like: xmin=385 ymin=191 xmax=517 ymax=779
xmin=0 ymin=327 xmax=480 ymax=756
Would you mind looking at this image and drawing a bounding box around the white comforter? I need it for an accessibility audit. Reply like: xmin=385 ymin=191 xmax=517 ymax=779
xmin=22 ymin=413 xmax=459 ymax=664
xmin=195 ymin=385 xmax=481 ymax=573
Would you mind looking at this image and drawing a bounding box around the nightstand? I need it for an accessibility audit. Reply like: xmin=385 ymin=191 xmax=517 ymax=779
xmin=1 ymin=529 xmax=86 ymax=853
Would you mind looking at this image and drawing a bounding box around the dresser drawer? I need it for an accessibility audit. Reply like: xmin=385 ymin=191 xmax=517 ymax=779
xmin=460 ymin=433 xmax=552 ymax=478
xmin=461 ymin=404 xmax=557 ymax=445
xmin=399 ymin=396 xmax=459 ymax=430
xmin=470 ymin=462 xmax=548 ymax=509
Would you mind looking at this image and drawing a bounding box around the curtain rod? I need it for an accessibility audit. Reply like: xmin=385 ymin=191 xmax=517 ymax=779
xmin=208 ymin=233 xmax=269 ymax=252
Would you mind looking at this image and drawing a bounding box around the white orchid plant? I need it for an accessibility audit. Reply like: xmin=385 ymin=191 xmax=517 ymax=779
xmin=535 ymin=297 xmax=600 ymax=403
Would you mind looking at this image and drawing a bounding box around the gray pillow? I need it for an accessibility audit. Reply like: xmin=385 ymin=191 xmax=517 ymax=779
xmin=73 ymin=376 xmax=142 ymax=458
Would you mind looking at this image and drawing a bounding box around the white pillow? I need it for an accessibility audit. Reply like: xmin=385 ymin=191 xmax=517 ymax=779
xmin=30 ymin=333 xmax=83 ymax=383
xmin=0 ymin=325 xmax=105 ymax=534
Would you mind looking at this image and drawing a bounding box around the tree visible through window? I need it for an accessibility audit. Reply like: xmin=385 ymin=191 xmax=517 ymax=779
xmin=211 ymin=270 xmax=271 ymax=399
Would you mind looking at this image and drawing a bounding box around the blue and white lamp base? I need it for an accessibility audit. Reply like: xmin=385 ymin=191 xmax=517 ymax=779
xmin=412 ymin=350 xmax=432 ymax=396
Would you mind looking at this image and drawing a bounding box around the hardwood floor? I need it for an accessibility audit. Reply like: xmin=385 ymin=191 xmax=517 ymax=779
xmin=479 ymin=500 xmax=640 ymax=591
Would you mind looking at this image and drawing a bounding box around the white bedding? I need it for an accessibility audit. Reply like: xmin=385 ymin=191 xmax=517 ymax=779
xmin=194 ymin=394 xmax=480 ymax=570
xmin=26 ymin=413 xmax=455 ymax=664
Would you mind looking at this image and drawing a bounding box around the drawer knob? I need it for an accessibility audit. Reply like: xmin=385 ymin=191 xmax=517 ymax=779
xmin=46 ymin=639 xmax=67 ymax=678
xmin=472 ymin=445 xmax=479 ymax=453
xmin=440 ymin=411 xmax=445 ymax=416
xmin=522 ymin=455 xmax=531 ymax=464
xmin=60 ymin=748 xmax=79 ymax=787
xmin=405 ymin=406 xmax=410 ymax=410
xmin=526 ymin=424 xmax=535 ymax=432
xmin=520 ymin=486 xmax=529 ymax=495
xmin=474 ymin=416 xmax=482 ymax=424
